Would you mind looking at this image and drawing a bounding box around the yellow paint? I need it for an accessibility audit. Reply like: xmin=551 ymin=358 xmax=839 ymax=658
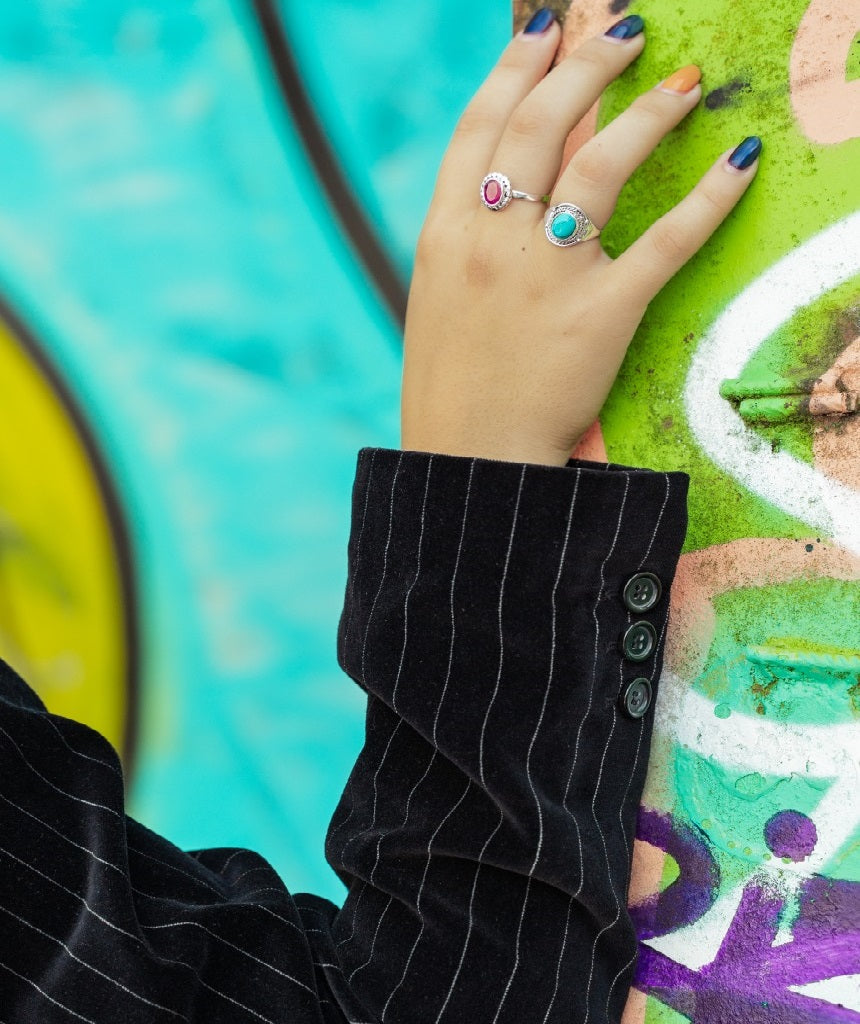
xmin=0 ymin=318 xmax=128 ymax=755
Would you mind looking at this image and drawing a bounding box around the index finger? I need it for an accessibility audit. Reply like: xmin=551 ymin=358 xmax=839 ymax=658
xmin=431 ymin=12 xmax=562 ymax=213
xmin=613 ymin=137 xmax=762 ymax=302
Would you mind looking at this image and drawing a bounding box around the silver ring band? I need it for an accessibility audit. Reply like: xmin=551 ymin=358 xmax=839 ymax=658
xmin=511 ymin=188 xmax=548 ymax=204
xmin=481 ymin=172 xmax=549 ymax=211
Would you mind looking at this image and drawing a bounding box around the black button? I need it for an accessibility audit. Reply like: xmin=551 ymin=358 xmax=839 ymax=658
xmin=621 ymin=678 xmax=652 ymax=719
xmin=622 ymin=573 xmax=662 ymax=613
xmin=622 ymin=621 xmax=657 ymax=662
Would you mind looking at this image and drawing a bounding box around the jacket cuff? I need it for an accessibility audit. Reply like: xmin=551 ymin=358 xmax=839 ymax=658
xmin=333 ymin=446 xmax=689 ymax=1023
xmin=338 ymin=446 xmax=688 ymax=738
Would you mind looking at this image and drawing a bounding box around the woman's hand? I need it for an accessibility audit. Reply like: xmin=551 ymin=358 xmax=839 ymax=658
xmin=401 ymin=10 xmax=761 ymax=467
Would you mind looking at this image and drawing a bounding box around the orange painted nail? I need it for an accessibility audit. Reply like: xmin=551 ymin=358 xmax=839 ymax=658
xmin=659 ymin=65 xmax=702 ymax=94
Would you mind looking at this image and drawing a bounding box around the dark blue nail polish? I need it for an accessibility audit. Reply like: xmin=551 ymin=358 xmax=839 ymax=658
xmin=604 ymin=14 xmax=645 ymax=39
xmin=524 ymin=8 xmax=555 ymax=34
xmin=728 ymin=135 xmax=762 ymax=169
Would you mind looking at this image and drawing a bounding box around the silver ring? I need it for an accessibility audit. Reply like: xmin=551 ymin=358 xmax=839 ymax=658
xmin=544 ymin=203 xmax=601 ymax=246
xmin=480 ymin=172 xmax=548 ymax=211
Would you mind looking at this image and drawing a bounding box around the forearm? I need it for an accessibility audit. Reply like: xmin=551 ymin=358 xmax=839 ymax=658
xmin=327 ymin=447 xmax=688 ymax=1023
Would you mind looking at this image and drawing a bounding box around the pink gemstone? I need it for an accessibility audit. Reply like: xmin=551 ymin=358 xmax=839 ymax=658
xmin=484 ymin=179 xmax=502 ymax=206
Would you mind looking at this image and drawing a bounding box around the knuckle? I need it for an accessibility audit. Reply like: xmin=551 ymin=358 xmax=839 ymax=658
xmin=650 ymin=222 xmax=692 ymax=264
xmin=696 ymin=183 xmax=727 ymax=217
xmin=570 ymin=148 xmax=614 ymax=190
xmin=630 ymin=94 xmax=670 ymax=126
xmin=566 ymin=46 xmax=611 ymax=77
xmin=456 ymin=101 xmax=497 ymax=139
xmin=499 ymin=46 xmax=541 ymax=73
xmin=415 ymin=218 xmax=446 ymax=264
xmin=506 ymin=103 xmax=548 ymax=143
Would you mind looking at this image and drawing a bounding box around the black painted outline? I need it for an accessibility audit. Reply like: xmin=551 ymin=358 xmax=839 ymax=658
xmin=0 ymin=297 xmax=140 ymax=780
xmin=249 ymin=0 xmax=408 ymax=330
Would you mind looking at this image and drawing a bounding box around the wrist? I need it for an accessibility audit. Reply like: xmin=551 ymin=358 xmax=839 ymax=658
xmin=399 ymin=428 xmax=572 ymax=468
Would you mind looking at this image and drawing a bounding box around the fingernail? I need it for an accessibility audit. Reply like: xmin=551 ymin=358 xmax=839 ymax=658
xmin=658 ymin=64 xmax=702 ymax=94
xmin=604 ymin=14 xmax=645 ymax=41
xmin=523 ymin=8 xmax=555 ymax=34
xmin=727 ymin=135 xmax=762 ymax=170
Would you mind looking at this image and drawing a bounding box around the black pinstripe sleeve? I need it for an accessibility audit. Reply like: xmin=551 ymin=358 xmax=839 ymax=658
xmin=0 ymin=446 xmax=687 ymax=1024
xmin=320 ymin=447 xmax=689 ymax=1024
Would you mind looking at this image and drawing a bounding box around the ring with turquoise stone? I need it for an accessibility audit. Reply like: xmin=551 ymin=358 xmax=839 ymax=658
xmin=544 ymin=202 xmax=601 ymax=247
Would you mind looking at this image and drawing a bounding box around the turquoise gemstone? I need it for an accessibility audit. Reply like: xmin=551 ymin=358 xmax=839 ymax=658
xmin=551 ymin=212 xmax=577 ymax=239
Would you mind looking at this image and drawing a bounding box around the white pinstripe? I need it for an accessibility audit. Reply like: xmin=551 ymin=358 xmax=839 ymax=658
xmin=341 ymin=449 xmax=377 ymax=656
xmin=329 ymin=788 xmax=357 ymax=841
xmin=543 ymin=475 xmax=630 ymax=1024
xmin=378 ymin=457 xmax=477 ymax=1017
xmin=140 ymin=919 xmax=317 ymax=995
xmin=613 ymin=473 xmax=671 ymax=875
xmin=335 ymin=717 xmax=404 ymax=953
xmin=0 ymin=846 xmax=298 ymax=1020
xmin=348 ymin=894 xmax=393 ymax=983
xmin=583 ymin=474 xmax=668 ymax=1024
xmin=434 ymin=805 xmax=504 ymax=1024
xmin=0 ymin=758 xmax=221 ymax=902
xmin=42 ymin=716 xmax=123 ymax=777
xmin=360 ymin=451 xmax=403 ymax=681
xmin=568 ymin=473 xmax=631 ymax=893
xmin=347 ymin=457 xmax=436 ymax=979
xmin=230 ymin=863 xmax=275 ymax=886
xmin=333 ymin=456 xmax=433 ymax=954
xmin=335 ymin=879 xmax=368 ymax=955
xmin=391 ymin=456 xmax=434 ymax=712
xmin=487 ymin=470 xmax=582 ymax=1024
xmin=0 ymin=960 xmax=99 ymax=1023
xmin=0 ymin=902 xmax=183 ymax=1017
xmin=0 ymin=789 xmax=126 ymax=875
xmin=380 ymin=778 xmax=473 ymax=1022
xmin=369 ymin=720 xmax=404 ymax=837
xmin=220 ymin=848 xmax=248 ymax=873
xmin=602 ymin=481 xmax=675 ymax=1024
xmin=0 ymin=723 xmax=121 ymax=817
xmin=433 ymin=459 xmax=475 ymax=748
xmin=603 ymin=718 xmax=645 ymax=1019
xmin=333 ymin=458 xmax=405 ymax=961
xmin=581 ymin=706 xmax=622 ymax=1024
xmin=190 ymin=979 xmax=282 ymax=1024
xmin=0 ymin=844 xmax=142 ymax=943
xmin=640 ymin=476 xmax=671 ymax=568
xmin=327 ymin=456 xmax=378 ymax=847
xmin=0 ymin=784 xmax=319 ymax=1007
xmin=478 ymin=464 xmax=527 ymax=789
xmin=541 ymin=896 xmax=575 ymax=1024
xmin=348 ymin=693 xmax=440 ymax=984
xmin=128 ymin=843 xmax=224 ymax=896
xmin=244 ymin=889 xmax=304 ymax=919
xmin=346 ymin=739 xmax=441 ymax=983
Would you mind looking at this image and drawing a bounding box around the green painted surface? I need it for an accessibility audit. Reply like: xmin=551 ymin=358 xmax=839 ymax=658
xmin=585 ymin=1 xmax=859 ymax=1017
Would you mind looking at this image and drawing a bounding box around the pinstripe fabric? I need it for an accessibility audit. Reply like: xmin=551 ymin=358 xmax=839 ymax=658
xmin=0 ymin=447 xmax=687 ymax=1022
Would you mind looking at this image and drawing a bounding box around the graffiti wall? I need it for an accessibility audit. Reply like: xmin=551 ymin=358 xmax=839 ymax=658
xmin=0 ymin=1 xmax=506 ymax=901
xmin=513 ymin=0 xmax=860 ymax=1019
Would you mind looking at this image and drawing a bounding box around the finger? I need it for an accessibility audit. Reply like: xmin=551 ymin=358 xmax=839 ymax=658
xmin=551 ymin=65 xmax=702 ymax=228
xmin=614 ymin=137 xmax=763 ymax=301
xmin=488 ymin=24 xmax=646 ymax=208
xmin=432 ymin=11 xmax=561 ymax=214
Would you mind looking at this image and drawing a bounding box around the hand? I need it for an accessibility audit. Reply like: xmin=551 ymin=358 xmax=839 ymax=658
xmin=401 ymin=11 xmax=761 ymax=467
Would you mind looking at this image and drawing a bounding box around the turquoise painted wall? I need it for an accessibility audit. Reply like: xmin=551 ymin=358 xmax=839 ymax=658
xmin=0 ymin=0 xmax=506 ymax=901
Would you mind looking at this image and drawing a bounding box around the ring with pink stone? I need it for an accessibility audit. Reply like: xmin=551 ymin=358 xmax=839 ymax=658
xmin=480 ymin=172 xmax=549 ymax=211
